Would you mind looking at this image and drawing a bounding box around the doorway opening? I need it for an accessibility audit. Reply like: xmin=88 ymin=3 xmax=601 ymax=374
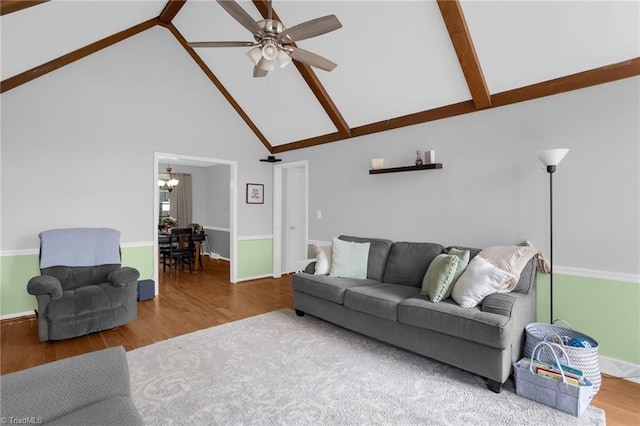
xmin=153 ymin=152 xmax=238 ymax=293
xmin=273 ymin=161 xmax=308 ymax=277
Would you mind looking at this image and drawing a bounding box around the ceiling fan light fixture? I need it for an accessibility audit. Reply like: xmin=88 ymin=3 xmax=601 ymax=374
xmin=190 ymin=0 xmax=342 ymax=78
xmin=261 ymin=42 xmax=279 ymax=61
xmin=247 ymin=46 xmax=262 ymax=65
xmin=276 ymin=49 xmax=292 ymax=68
xmin=258 ymin=57 xmax=275 ymax=71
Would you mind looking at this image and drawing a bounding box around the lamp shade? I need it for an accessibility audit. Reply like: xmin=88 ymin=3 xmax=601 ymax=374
xmin=276 ymin=49 xmax=292 ymax=68
xmin=247 ymin=47 xmax=262 ymax=65
xmin=536 ymin=149 xmax=569 ymax=166
xmin=261 ymin=42 xmax=279 ymax=61
xmin=258 ymin=57 xmax=275 ymax=71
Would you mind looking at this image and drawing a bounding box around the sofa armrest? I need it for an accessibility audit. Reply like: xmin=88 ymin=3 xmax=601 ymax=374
xmin=481 ymin=293 xmax=519 ymax=317
xmin=108 ymin=267 xmax=140 ymax=288
xmin=27 ymin=275 xmax=63 ymax=301
xmin=0 ymin=346 xmax=142 ymax=425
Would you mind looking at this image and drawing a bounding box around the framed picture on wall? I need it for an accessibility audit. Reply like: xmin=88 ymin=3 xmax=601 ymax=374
xmin=246 ymin=183 xmax=264 ymax=204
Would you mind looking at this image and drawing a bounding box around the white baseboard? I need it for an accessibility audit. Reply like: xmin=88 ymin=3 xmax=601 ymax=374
xmin=600 ymin=355 xmax=640 ymax=384
xmin=1 ymin=310 xmax=35 ymax=321
xmin=236 ymin=273 xmax=273 ymax=282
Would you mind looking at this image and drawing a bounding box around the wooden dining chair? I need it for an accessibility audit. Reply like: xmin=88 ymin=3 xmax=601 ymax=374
xmin=161 ymin=228 xmax=194 ymax=275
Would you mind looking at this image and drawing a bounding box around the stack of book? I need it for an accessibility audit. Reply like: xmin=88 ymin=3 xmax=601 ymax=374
xmin=519 ymin=358 xmax=587 ymax=386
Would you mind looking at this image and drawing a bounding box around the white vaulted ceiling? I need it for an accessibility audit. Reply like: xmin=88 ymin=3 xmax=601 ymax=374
xmin=2 ymin=0 xmax=639 ymax=151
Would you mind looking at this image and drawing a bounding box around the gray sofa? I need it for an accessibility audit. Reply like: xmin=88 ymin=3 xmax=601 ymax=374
xmin=0 ymin=346 xmax=143 ymax=425
xmin=291 ymin=235 xmax=537 ymax=393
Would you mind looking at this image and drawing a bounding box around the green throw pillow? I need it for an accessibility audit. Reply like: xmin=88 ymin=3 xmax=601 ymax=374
xmin=446 ymin=248 xmax=470 ymax=299
xmin=422 ymin=254 xmax=460 ymax=303
xmin=329 ymin=237 xmax=370 ymax=279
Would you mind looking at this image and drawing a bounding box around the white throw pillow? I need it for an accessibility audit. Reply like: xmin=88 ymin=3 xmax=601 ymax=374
xmin=312 ymin=242 xmax=332 ymax=275
xmin=329 ymin=237 xmax=370 ymax=279
xmin=451 ymin=256 xmax=518 ymax=308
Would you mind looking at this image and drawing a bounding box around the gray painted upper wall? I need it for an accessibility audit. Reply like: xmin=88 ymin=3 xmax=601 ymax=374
xmin=281 ymin=78 xmax=640 ymax=275
xmin=1 ymin=23 xmax=638 ymax=276
xmin=1 ymin=26 xmax=273 ymax=251
xmin=207 ymin=164 xmax=231 ymax=229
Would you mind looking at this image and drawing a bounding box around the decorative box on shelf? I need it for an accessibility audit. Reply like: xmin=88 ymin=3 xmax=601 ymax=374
xmin=369 ymin=163 xmax=443 ymax=174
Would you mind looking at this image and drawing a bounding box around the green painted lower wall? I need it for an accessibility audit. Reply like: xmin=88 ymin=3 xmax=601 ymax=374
xmin=536 ymin=273 xmax=640 ymax=365
xmin=0 ymin=254 xmax=40 ymax=317
xmin=2 ymin=243 xmax=637 ymax=366
xmin=237 ymin=238 xmax=273 ymax=280
xmin=0 ymin=246 xmax=154 ymax=318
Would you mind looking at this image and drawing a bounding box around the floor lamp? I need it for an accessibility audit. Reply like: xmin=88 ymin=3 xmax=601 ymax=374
xmin=536 ymin=149 xmax=569 ymax=324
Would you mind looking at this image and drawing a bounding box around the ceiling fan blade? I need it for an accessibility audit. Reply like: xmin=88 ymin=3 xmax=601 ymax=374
xmin=216 ymin=0 xmax=263 ymax=36
xmin=188 ymin=41 xmax=256 ymax=48
xmin=253 ymin=65 xmax=268 ymax=78
xmin=288 ymin=46 xmax=337 ymax=71
xmin=277 ymin=15 xmax=342 ymax=43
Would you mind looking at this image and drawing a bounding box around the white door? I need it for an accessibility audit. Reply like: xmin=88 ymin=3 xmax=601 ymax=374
xmin=284 ymin=167 xmax=307 ymax=273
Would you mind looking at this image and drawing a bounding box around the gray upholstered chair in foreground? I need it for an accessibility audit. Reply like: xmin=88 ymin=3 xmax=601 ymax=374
xmin=27 ymin=228 xmax=139 ymax=341
xmin=0 ymin=346 xmax=143 ymax=425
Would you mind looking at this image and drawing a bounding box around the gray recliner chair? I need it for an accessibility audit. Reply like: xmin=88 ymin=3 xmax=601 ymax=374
xmin=27 ymin=228 xmax=139 ymax=341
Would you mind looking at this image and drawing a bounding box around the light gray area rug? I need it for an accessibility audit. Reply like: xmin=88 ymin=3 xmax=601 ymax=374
xmin=128 ymin=309 xmax=605 ymax=425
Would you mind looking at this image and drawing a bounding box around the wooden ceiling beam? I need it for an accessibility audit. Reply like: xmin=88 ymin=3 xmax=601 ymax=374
xmin=0 ymin=0 xmax=49 ymax=16
xmin=492 ymin=57 xmax=640 ymax=107
xmin=273 ymin=101 xmax=476 ymax=153
xmin=163 ymin=23 xmax=273 ymax=153
xmin=1 ymin=18 xmax=158 ymax=94
xmin=437 ymin=0 xmax=491 ymax=109
xmin=274 ymin=58 xmax=640 ymax=153
xmin=252 ymin=0 xmax=351 ymax=137
xmin=159 ymin=0 xmax=187 ymax=25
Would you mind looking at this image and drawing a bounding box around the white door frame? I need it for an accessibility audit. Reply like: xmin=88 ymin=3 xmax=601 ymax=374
xmin=273 ymin=160 xmax=308 ymax=278
xmin=153 ymin=152 xmax=238 ymax=293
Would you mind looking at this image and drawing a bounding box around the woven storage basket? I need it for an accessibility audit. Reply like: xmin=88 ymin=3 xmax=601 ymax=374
xmin=523 ymin=321 xmax=600 ymax=395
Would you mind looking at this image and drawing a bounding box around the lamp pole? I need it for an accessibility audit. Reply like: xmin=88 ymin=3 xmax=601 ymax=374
xmin=536 ymin=148 xmax=568 ymax=325
xmin=547 ymin=165 xmax=555 ymax=324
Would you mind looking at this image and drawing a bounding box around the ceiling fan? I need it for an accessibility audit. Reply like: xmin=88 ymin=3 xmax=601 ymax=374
xmin=187 ymin=0 xmax=342 ymax=78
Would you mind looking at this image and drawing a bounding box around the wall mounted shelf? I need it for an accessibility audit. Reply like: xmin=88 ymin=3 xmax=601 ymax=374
xmin=369 ymin=163 xmax=443 ymax=174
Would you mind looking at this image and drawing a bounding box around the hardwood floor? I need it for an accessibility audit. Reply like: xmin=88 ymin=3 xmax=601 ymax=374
xmin=1 ymin=257 xmax=638 ymax=424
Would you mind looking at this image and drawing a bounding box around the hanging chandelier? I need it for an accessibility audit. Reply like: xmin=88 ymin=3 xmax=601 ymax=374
xmin=158 ymin=167 xmax=179 ymax=193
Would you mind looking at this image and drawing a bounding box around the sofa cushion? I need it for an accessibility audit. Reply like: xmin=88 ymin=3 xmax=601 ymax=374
xmin=47 ymin=286 xmax=108 ymax=321
xmin=344 ymin=284 xmax=421 ymax=321
xmin=291 ymin=273 xmax=379 ymax=305
xmin=382 ymin=242 xmax=444 ymax=287
xmin=329 ymin=238 xmax=370 ymax=279
xmin=398 ymin=294 xmax=512 ymax=349
xmin=42 ymin=265 xmax=119 ymax=291
xmin=339 ymin=235 xmax=393 ymax=281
